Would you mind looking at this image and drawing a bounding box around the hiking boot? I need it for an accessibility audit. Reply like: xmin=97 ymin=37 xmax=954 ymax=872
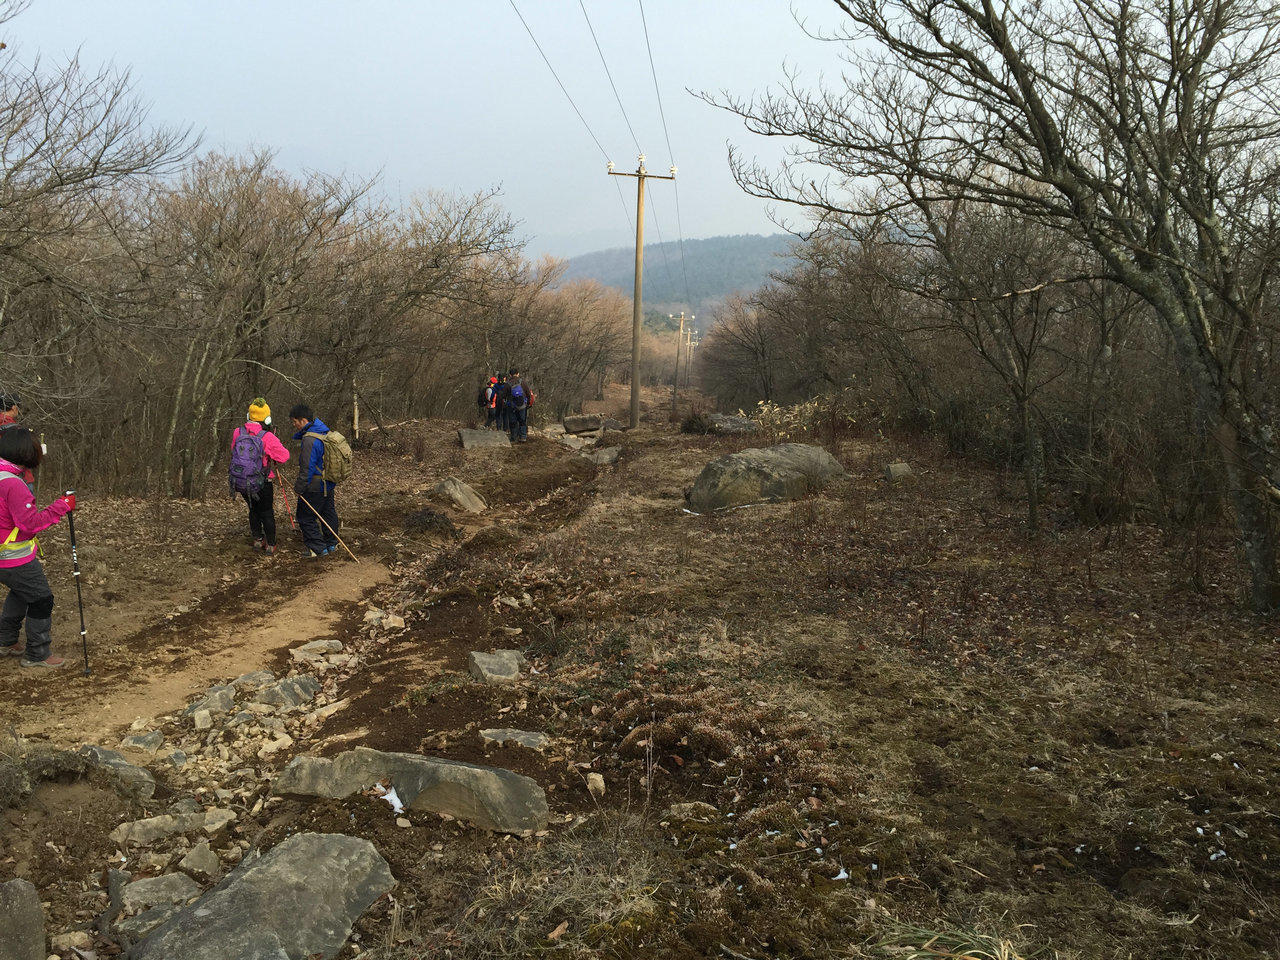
xmin=252 ymin=538 xmax=265 ymax=551
xmin=20 ymin=655 xmax=65 ymax=670
xmin=1 ymin=642 xmax=24 ymax=657
xmin=264 ymin=544 xmax=276 ymax=556
xmin=323 ymin=545 xmax=338 ymax=556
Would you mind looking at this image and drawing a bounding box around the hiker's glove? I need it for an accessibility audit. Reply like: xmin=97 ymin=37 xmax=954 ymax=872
xmin=59 ymin=494 xmax=76 ymax=512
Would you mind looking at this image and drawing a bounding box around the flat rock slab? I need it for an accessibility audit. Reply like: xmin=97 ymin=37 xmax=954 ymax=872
xmin=686 ymin=443 xmax=846 ymax=513
xmin=254 ymin=675 xmax=320 ymax=709
xmin=434 ymin=476 xmax=487 ymax=514
xmin=884 ymin=461 xmax=913 ymax=483
xmin=563 ymin=414 xmax=602 ymax=434
xmin=77 ymin=744 xmax=156 ymax=800
xmin=480 ymin=728 xmax=550 ymax=752
xmin=582 ymin=446 xmax=621 ymax=466
xmin=122 ymin=873 xmax=201 ymax=911
xmin=111 ymin=808 xmax=235 ymax=846
xmin=459 ymin=429 xmax=510 ymax=450
xmin=273 ymin=746 xmax=549 ymax=834
xmin=120 ymin=730 xmax=165 ymax=754
xmin=0 ymin=878 xmax=44 ymax=960
xmin=556 ymin=434 xmax=594 ymax=451
xmin=133 ymin=832 xmax=394 ymax=960
xmin=706 ymin=413 xmax=760 ymax=434
xmin=184 ymin=685 xmax=235 ymax=717
xmin=230 ymin=670 xmax=275 ymax=692
xmin=468 ymin=650 xmax=524 ymax=685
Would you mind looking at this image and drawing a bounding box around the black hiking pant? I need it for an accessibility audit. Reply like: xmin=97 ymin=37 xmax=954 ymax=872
xmin=297 ymin=486 xmax=339 ymax=554
xmin=245 ymin=480 xmax=276 ymax=547
xmin=508 ymin=405 xmax=528 ymax=442
xmin=0 ymin=559 xmax=55 ymax=662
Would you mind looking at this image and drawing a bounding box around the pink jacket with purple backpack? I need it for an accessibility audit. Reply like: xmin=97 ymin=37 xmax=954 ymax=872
xmin=0 ymin=459 xmax=69 ymax=568
xmin=229 ymin=422 xmax=290 ymax=480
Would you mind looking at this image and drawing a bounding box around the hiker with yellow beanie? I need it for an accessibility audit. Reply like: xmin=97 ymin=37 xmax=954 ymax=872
xmin=228 ymin=399 xmax=290 ymax=555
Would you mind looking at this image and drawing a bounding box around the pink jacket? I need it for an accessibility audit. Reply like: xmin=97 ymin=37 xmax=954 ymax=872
xmin=0 ymin=459 xmax=69 ymax=567
xmin=230 ymin=422 xmax=291 ymax=480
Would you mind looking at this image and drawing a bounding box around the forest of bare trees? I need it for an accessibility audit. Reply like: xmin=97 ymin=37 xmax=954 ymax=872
xmin=698 ymin=0 xmax=1280 ymax=610
xmin=0 ymin=4 xmax=632 ymax=498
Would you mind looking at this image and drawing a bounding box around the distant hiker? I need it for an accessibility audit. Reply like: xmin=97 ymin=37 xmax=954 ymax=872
xmin=229 ymin=399 xmax=290 ymax=555
xmin=503 ymin=370 xmax=533 ymax=443
xmin=494 ymin=372 xmax=509 ymax=431
xmin=289 ymin=404 xmax=352 ymax=559
xmin=484 ymin=376 xmax=500 ymax=429
xmin=0 ymin=394 xmax=19 ymax=429
xmin=0 ymin=426 xmax=75 ymax=669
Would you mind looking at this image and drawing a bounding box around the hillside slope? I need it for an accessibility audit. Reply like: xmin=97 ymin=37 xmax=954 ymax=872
xmin=560 ymin=233 xmax=793 ymax=318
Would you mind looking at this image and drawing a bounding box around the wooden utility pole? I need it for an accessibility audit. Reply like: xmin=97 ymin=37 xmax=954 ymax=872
xmin=609 ymin=155 xmax=675 ymax=429
xmin=669 ymin=311 xmax=692 ymax=421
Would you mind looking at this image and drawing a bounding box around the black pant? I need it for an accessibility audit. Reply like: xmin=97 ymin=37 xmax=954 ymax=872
xmin=297 ymin=486 xmax=339 ymax=554
xmin=0 ymin=559 xmax=55 ymax=662
xmin=245 ymin=480 xmax=277 ymax=546
xmin=508 ymin=405 xmax=528 ymax=442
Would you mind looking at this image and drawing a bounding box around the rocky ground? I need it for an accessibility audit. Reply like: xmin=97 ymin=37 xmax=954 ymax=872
xmin=1 ymin=387 xmax=1277 ymax=960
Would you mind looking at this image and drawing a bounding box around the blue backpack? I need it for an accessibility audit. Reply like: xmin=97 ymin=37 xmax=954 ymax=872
xmin=229 ymin=426 xmax=268 ymax=499
xmin=509 ymin=384 xmax=528 ymax=410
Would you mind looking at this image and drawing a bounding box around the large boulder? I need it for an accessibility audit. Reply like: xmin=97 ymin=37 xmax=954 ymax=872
xmin=562 ymin=414 xmax=602 ymax=434
xmin=0 ymin=878 xmax=44 ymax=960
xmin=433 ymin=477 xmax=487 ymax=514
xmin=459 ymin=429 xmax=510 ymax=450
xmin=132 ymin=833 xmax=394 ymax=960
xmin=273 ymin=746 xmax=549 ymax=834
xmin=686 ymin=443 xmax=846 ymax=513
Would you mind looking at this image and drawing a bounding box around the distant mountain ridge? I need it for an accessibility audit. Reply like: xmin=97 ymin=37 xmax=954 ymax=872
xmin=559 ymin=233 xmax=793 ymax=320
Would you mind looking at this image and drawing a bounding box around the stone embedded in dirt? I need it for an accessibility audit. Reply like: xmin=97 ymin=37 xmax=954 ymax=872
xmin=601 ymin=417 xmax=627 ymax=431
xmin=433 ymin=476 xmax=487 ymax=514
xmin=230 ymin=670 xmax=275 ymax=692
xmin=50 ymin=930 xmax=92 ymax=952
xmin=192 ymin=709 xmax=213 ymax=731
xmin=120 ymin=730 xmax=165 ymax=754
xmin=587 ymin=772 xmax=606 ymax=799
xmin=468 ymin=650 xmax=524 ymax=685
xmin=562 ymin=413 xmax=602 ymax=434
xmin=557 ymin=433 xmax=594 ymax=451
xmin=290 ymin=638 xmax=343 ymax=663
xmin=480 ymin=729 xmax=550 ymax=752
xmin=459 ymin=428 xmax=510 ymax=450
xmin=395 ymin=816 xmax=411 ymax=828
xmin=686 ymin=443 xmax=847 ymax=513
xmin=0 ymin=878 xmax=44 ymax=960
xmin=253 ymin=675 xmax=320 ymax=710
xmin=582 ymin=445 xmax=621 ymax=466
xmin=257 ymin=734 xmax=294 ymax=760
xmin=122 ymin=873 xmax=201 ymax=912
xmin=273 ymin=746 xmax=550 ymax=834
xmin=179 ymin=841 xmax=222 ymax=880
xmin=164 ymin=749 xmax=188 ymax=770
xmin=110 ymin=813 xmax=205 ymax=846
xmin=202 ymin=809 xmax=238 ymax=835
xmin=664 ymin=801 xmax=718 ymax=821
xmin=76 ymin=745 xmax=157 ymax=801
xmin=132 ymin=832 xmax=395 ymax=960
xmin=542 ymin=423 xmax=566 ymax=438
xmin=884 ymin=461 xmax=913 ymax=483
xmin=184 ymin=685 xmax=235 ymax=718
xmin=705 ymin=413 xmax=760 ymax=434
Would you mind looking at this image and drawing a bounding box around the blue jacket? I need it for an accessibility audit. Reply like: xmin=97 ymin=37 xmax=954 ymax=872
xmin=293 ymin=418 xmax=334 ymax=495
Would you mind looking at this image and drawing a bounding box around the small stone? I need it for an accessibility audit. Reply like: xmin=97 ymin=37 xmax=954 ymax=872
xmin=179 ymin=842 xmax=221 ymax=879
xmin=184 ymin=686 xmax=235 ymax=717
xmin=121 ymin=729 xmax=165 ymax=754
xmin=121 ymin=873 xmax=201 ymax=912
xmin=164 ymin=750 xmax=188 ymax=770
xmin=383 ymin=614 xmax=405 ymax=631
xmin=468 ymin=650 xmax=525 ymax=685
xmin=884 ymin=461 xmax=913 ymax=483
xmin=202 ymin=809 xmax=237 ymax=835
xmin=480 ymin=729 xmax=550 ymax=751
xmin=395 ymin=817 xmax=411 ymax=829
xmin=362 ymin=608 xmax=385 ymax=625
xmin=586 ymin=773 xmax=605 ymax=799
xmin=49 ymin=931 xmax=92 ymax=952
xmin=230 ymin=670 xmax=275 ymax=692
xmin=258 ymin=734 xmax=294 ymax=760
xmin=192 ymin=710 xmax=212 ymax=731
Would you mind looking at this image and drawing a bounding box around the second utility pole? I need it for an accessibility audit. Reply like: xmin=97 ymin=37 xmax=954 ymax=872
xmin=610 ymin=155 xmax=675 ymax=429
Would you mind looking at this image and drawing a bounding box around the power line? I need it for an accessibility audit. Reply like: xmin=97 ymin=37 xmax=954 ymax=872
xmin=637 ymin=0 xmax=692 ymax=308
xmin=507 ymin=0 xmax=634 ymax=234
xmin=579 ymin=0 xmax=642 ymax=155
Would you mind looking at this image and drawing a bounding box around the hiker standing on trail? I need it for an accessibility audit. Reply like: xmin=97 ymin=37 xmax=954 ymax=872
xmin=503 ymin=370 xmax=533 ymax=443
xmin=229 ymin=399 xmax=290 ymax=556
xmin=483 ymin=376 xmax=500 ymax=429
xmin=0 ymin=394 xmax=19 ymax=429
xmin=493 ymin=372 xmax=508 ymax=432
xmin=0 ymin=426 xmax=75 ymax=669
xmin=290 ymin=404 xmax=345 ymax=559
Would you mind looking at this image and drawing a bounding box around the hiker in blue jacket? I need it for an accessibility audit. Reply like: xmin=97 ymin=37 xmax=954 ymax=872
xmin=502 ymin=370 xmax=533 ymax=443
xmin=289 ymin=404 xmax=340 ymax=558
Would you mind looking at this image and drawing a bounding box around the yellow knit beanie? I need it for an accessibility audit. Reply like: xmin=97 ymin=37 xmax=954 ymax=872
xmin=247 ymin=398 xmax=270 ymax=423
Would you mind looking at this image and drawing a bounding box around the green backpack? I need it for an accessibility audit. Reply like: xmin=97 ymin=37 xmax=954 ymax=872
xmin=307 ymin=430 xmax=354 ymax=485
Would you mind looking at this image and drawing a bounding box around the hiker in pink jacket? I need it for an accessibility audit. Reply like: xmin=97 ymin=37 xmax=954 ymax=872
xmin=229 ymin=399 xmax=290 ymax=555
xmin=0 ymin=426 xmax=74 ymax=669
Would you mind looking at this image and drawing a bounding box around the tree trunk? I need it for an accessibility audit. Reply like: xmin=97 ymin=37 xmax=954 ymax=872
xmin=1219 ymin=415 xmax=1280 ymax=610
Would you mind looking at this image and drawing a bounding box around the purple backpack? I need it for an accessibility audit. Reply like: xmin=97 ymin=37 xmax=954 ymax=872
xmin=229 ymin=426 xmax=268 ymax=498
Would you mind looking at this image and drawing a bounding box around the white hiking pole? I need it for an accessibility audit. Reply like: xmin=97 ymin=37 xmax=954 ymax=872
xmin=65 ymin=490 xmax=89 ymax=675
xmin=298 ymin=495 xmax=360 ymax=563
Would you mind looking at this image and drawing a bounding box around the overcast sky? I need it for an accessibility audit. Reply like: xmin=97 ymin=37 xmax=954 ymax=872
xmin=11 ymin=1 xmax=850 ymax=257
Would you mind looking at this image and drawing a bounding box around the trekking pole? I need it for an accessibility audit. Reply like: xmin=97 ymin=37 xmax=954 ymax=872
xmin=298 ymin=494 xmax=360 ymax=563
xmin=275 ymin=480 xmax=298 ymax=531
xmin=64 ymin=490 xmax=90 ymax=676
